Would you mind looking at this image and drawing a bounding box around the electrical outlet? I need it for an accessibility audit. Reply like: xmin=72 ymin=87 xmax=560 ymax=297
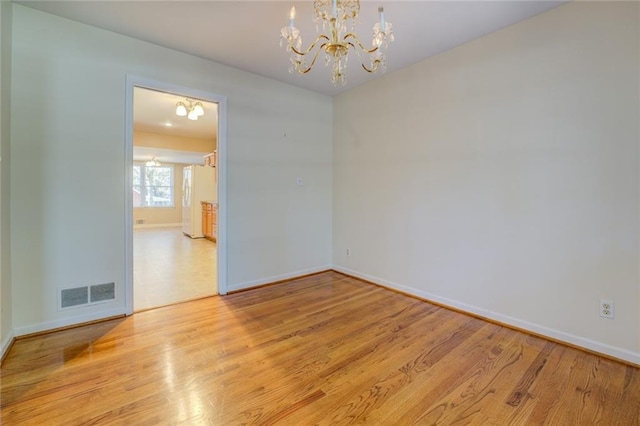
xmin=346 ymin=248 xmax=351 ymax=256
xmin=600 ymin=299 xmax=614 ymax=319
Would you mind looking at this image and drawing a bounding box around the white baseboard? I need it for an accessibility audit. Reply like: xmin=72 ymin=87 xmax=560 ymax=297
xmin=1 ymin=328 xmax=15 ymax=361
xmin=332 ymin=265 xmax=640 ymax=366
xmin=227 ymin=265 xmax=332 ymax=293
xmin=133 ymin=223 xmax=182 ymax=229
xmin=13 ymin=308 xmax=127 ymax=337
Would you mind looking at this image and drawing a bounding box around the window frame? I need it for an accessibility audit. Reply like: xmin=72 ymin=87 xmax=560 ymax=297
xmin=133 ymin=162 xmax=175 ymax=208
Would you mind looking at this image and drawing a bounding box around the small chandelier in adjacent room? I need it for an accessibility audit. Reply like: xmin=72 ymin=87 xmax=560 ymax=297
xmin=145 ymin=157 xmax=161 ymax=167
xmin=175 ymin=99 xmax=205 ymax=121
xmin=280 ymin=0 xmax=394 ymax=86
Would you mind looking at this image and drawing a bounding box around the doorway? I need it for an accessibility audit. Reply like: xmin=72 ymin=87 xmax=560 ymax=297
xmin=124 ymin=77 xmax=228 ymax=315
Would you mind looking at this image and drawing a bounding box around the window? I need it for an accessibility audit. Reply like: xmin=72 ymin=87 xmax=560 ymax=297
xmin=133 ymin=163 xmax=174 ymax=207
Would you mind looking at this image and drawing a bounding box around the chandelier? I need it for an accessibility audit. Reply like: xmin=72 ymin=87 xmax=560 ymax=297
xmin=175 ymin=99 xmax=205 ymax=121
xmin=280 ymin=0 xmax=394 ymax=86
xmin=145 ymin=157 xmax=161 ymax=167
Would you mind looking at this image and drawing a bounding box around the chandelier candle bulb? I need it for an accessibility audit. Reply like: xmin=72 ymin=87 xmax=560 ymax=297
xmin=332 ymin=0 xmax=337 ymax=18
xmin=289 ymin=6 xmax=295 ymax=28
xmin=379 ymin=7 xmax=385 ymax=33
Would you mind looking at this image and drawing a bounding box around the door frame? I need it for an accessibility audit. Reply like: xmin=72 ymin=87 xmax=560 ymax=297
xmin=124 ymin=75 xmax=228 ymax=315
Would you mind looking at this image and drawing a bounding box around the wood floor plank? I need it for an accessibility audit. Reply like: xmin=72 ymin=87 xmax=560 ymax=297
xmin=320 ymin=316 xmax=489 ymax=424
xmin=1 ymin=271 xmax=638 ymax=425
xmin=363 ymin=323 xmax=516 ymax=424
xmin=386 ymin=329 xmax=521 ymax=424
xmin=220 ymin=296 xmax=437 ymax=424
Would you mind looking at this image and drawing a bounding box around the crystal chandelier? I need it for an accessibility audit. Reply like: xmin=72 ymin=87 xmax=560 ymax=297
xmin=280 ymin=0 xmax=394 ymax=86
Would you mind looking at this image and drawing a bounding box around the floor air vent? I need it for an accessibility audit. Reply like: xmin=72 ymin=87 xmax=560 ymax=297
xmin=61 ymin=287 xmax=89 ymax=308
xmin=60 ymin=282 xmax=115 ymax=309
xmin=91 ymin=282 xmax=115 ymax=303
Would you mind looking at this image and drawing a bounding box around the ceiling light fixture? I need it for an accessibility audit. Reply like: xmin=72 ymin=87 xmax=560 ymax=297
xmin=175 ymin=99 xmax=205 ymax=120
xmin=193 ymin=102 xmax=204 ymax=116
xmin=145 ymin=157 xmax=161 ymax=167
xmin=280 ymin=0 xmax=394 ymax=86
xmin=175 ymin=102 xmax=187 ymax=117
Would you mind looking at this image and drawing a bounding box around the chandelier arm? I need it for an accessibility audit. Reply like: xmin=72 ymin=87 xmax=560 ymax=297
xmin=293 ymin=43 xmax=328 ymax=74
xmin=344 ymin=41 xmax=380 ymax=74
xmin=343 ymin=32 xmax=379 ymax=54
xmin=361 ymin=60 xmax=381 ymax=74
xmin=290 ymin=34 xmax=331 ymax=57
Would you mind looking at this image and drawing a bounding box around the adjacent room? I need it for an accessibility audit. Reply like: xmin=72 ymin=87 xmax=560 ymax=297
xmin=0 ymin=0 xmax=638 ymax=424
xmin=132 ymin=87 xmax=219 ymax=311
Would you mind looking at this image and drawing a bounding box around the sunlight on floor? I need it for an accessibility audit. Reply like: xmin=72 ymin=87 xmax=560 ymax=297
xmin=134 ymin=227 xmax=217 ymax=311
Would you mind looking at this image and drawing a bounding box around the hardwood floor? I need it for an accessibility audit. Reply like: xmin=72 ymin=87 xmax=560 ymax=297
xmin=2 ymin=271 xmax=639 ymax=424
xmin=134 ymin=227 xmax=217 ymax=311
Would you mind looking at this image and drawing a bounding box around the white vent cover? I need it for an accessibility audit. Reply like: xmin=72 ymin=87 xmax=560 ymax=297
xmin=60 ymin=282 xmax=115 ymax=310
xmin=91 ymin=283 xmax=115 ymax=303
xmin=61 ymin=287 xmax=89 ymax=308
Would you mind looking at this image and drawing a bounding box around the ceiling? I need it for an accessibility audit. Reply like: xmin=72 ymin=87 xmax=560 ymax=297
xmin=134 ymin=87 xmax=218 ymax=139
xmin=17 ymin=0 xmax=566 ymax=97
xmin=133 ymin=87 xmax=217 ymax=164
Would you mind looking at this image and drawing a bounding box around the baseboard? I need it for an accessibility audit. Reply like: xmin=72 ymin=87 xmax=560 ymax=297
xmin=13 ymin=308 xmax=127 ymax=337
xmin=332 ymin=265 xmax=640 ymax=367
xmin=0 ymin=329 xmax=15 ymax=364
xmin=227 ymin=265 xmax=332 ymax=293
xmin=133 ymin=223 xmax=182 ymax=229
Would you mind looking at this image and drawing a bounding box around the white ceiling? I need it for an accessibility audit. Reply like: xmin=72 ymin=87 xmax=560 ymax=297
xmin=134 ymin=87 xmax=218 ymax=139
xmin=133 ymin=87 xmax=218 ymax=164
xmin=133 ymin=87 xmax=217 ymax=164
xmin=17 ymin=0 xmax=567 ymax=97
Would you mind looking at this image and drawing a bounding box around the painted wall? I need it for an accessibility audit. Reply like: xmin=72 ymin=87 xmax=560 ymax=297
xmin=10 ymin=5 xmax=332 ymax=334
xmin=134 ymin=130 xmax=215 ymax=153
xmin=332 ymin=2 xmax=639 ymax=363
xmin=133 ymin=162 xmax=184 ymax=226
xmin=0 ymin=0 xmax=13 ymax=356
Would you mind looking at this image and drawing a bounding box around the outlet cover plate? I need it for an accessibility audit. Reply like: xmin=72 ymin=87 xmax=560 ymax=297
xmin=600 ymin=299 xmax=614 ymax=319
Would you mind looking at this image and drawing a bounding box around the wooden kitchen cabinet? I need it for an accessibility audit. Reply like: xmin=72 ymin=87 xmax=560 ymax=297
xmin=201 ymin=201 xmax=217 ymax=242
xmin=201 ymin=202 xmax=210 ymax=238
xmin=204 ymin=151 xmax=217 ymax=168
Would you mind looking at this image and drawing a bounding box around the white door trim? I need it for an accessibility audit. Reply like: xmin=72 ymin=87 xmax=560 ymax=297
xmin=124 ymin=75 xmax=228 ymax=315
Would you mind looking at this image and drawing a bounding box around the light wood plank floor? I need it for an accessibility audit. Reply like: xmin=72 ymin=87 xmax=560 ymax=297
xmin=2 ymin=271 xmax=639 ymax=424
xmin=134 ymin=227 xmax=217 ymax=311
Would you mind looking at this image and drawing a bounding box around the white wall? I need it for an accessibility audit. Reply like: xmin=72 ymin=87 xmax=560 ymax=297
xmin=0 ymin=0 xmax=14 ymax=358
xmin=10 ymin=5 xmax=332 ymax=334
xmin=332 ymin=2 xmax=639 ymax=364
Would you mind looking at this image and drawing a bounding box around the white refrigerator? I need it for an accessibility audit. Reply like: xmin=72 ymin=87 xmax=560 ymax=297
xmin=182 ymin=165 xmax=217 ymax=238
